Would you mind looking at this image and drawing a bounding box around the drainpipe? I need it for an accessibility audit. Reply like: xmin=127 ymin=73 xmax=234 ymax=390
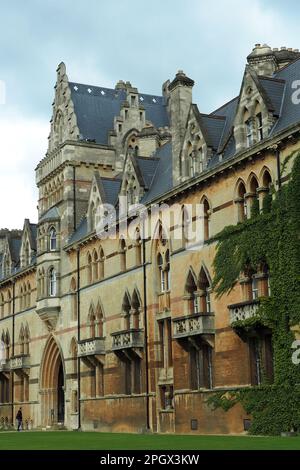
xmin=76 ymin=247 xmax=81 ymax=430
xmin=142 ymin=222 xmax=150 ymax=431
xmin=73 ymin=166 xmax=77 ymax=231
xmin=11 ymin=279 xmax=15 ymax=426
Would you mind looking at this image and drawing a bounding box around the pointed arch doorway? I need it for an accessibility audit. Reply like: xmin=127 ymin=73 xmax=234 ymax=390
xmin=40 ymin=336 xmax=65 ymax=426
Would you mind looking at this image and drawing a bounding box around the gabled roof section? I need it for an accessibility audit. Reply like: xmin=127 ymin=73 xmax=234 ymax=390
xmin=135 ymin=156 xmax=160 ymax=188
xmin=258 ymin=76 xmax=285 ymax=117
xmin=101 ymin=177 xmax=122 ymax=206
xmin=70 ymin=82 xmax=169 ymax=145
xmin=210 ymin=96 xmax=239 ymax=153
xmin=193 ymin=105 xmax=226 ymax=150
xmin=141 ymin=142 xmax=173 ymax=203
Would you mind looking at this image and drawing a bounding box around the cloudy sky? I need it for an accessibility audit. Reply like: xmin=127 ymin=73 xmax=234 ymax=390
xmin=0 ymin=0 xmax=299 ymax=228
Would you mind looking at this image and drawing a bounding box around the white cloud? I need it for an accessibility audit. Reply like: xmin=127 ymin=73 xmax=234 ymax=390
xmin=0 ymin=110 xmax=49 ymax=229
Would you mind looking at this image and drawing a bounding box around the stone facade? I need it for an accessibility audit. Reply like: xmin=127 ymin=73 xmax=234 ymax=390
xmin=0 ymin=44 xmax=300 ymax=434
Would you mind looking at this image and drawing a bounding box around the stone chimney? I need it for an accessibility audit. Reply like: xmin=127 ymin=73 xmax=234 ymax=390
xmin=168 ymin=70 xmax=194 ymax=185
xmin=247 ymin=44 xmax=300 ymax=76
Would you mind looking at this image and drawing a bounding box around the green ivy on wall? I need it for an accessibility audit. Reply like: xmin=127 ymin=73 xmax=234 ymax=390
xmin=207 ymin=151 xmax=300 ymax=435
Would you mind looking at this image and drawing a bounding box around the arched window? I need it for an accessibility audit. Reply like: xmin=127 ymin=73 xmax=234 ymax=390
xmin=4 ymin=331 xmax=10 ymax=360
xmin=187 ymin=141 xmax=196 ymax=177
xmin=132 ymin=290 xmax=141 ymax=329
xmin=19 ymin=287 xmax=23 ymax=311
xmin=24 ymin=325 xmax=30 ymax=356
xmin=196 ymin=137 xmax=204 ymax=173
xmin=120 ymin=238 xmax=126 ymax=272
xmin=54 ymin=111 xmax=64 ymax=145
xmin=87 ymin=252 xmax=92 ymax=284
xmin=262 ymin=169 xmax=272 ymax=189
xmin=88 ymin=305 xmax=96 ymax=339
xmin=249 ymin=175 xmax=259 ymax=216
xmin=260 ymin=263 xmax=271 ymax=297
xmin=27 ymin=282 xmax=31 ymax=308
xmin=165 ymin=250 xmax=170 ymax=291
xmin=134 ymin=229 xmax=142 ymax=266
xmin=157 ymin=253 xmax=165 ymax=293
xmin=244 ymin=109 xmax=253 ymax=147
xmin=99 ymin=247 xmax=105 ymax=279
xmin=236 ymin=181 xmax=247 ymax=222
xmin=23 ymin=283 xmax=27 ymax=309
xmin=0 ymin=294 xmax=4 ymax=318
xmin=7 ymin=290 xmax=11 ymax=316
xmin=199 ymin=268 xmax=211 ymax=313
xmin=19 ymin=326 xmax=25 ymax=355
xmin=122 ymin=293 xmax=131 ymax=330
xmin=49 ymin=268 xmax=57 ymax=297
xmin=49 ymin=227 xmax=57 ymax=251
xmin=189 ymin=152 xmax=197 ymax=177
xmin=95 ymin=303 xmax=104 ymax=337
xmin=92 ymin=250 xmax=98 ymax=281
xmin=181 ymin=206 xmax=189 ymax=248
xmin=202 ymin=198 xmax=211 ymax=241
xmin=70 ymin=277 xmax=77 ymax=321
xmin=185 ymin=270 xmax=199 ymax=315
xmin=255 ymin=102 xmax=263 ymax=141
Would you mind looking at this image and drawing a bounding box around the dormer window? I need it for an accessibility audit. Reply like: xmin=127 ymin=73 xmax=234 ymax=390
xmin=189 ymin=153 xmax=197 ymax=177
xmin=245 ymin=118 xmax=253 ymax=147
xmin=49 ymin=227 xmax=57 ymax=251
xmin=256 ymin=112 xmax=263 ymax=141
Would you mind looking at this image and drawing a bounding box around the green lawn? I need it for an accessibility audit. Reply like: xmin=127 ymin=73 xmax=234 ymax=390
xmin=0 ymin=432 xmax=300 ymax=450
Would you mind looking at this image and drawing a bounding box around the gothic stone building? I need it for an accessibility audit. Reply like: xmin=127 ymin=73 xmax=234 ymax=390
xmin=1 ymin=43 xmax=300 ymax=434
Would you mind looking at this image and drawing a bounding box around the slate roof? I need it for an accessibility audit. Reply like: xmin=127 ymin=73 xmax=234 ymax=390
xmin=271 ymin=58 xmax=300 ymax=134
xmin=68 ymin=216 xmax=88 ymax=245
xmin=141 ymin=142 xmax=173 ymax=203
xmin=39 ymin=206 xmax=60 ymax=222
xmin=136 ymin=156 xmax=160 ymax=188
xmin=210 ymin=96 xmax=239 ymax=153
xmin=5 ymin=58 xmax=300 ymax=255
xmin=70 ymin=82 xmax=169 ymax=145
xmin=102 ymin=178 xmax=122 ymax=206
xmin=258 ymin=77 xmax=285 ymax=116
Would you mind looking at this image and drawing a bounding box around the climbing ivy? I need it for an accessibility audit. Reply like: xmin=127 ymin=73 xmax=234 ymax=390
xmin=208 ymin=151 xmax=300 ymax=435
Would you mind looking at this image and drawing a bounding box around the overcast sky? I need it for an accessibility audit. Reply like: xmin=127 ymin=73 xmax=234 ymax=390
xmin=1 ymin=0 xmax=300 ymax=229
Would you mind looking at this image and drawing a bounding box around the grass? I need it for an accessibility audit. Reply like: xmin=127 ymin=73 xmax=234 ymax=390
xmin=0 ymin=431 xmax=300 ymax=450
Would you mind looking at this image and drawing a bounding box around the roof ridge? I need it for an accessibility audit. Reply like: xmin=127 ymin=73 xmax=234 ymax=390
xmin=69 ymin=81 xmax=164 ymax=99
xmin=199 ymin=112 xmax=226 ymax=120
